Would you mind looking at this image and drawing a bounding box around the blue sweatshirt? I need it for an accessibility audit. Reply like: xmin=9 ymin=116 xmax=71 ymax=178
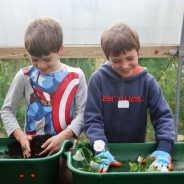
xmin=84 ymin=63 xmax=175 ymax=153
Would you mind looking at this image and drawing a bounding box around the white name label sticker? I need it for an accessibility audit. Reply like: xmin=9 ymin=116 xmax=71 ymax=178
xmin=118 ymin=100 xmax=129 ymax=108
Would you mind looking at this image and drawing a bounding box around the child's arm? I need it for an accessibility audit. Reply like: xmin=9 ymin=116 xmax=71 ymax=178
xmin=147 ymin=77 xmax=175 ymax=171
xmin=83 ymin=75 xmax=108 ymax=146
xmin=0 ymin=69 xmax=25 ymax=136
xmin=67 ymin=69 xmax=87 ymax=136
xmin=148 ymin=77 xmax=175 ymax=153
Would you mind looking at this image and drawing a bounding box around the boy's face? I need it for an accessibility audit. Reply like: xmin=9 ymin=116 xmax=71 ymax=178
xmin=29 ymin=52 xmax=61 ymax=74
xmin=109 ymin=49 xmax=139 ymax=78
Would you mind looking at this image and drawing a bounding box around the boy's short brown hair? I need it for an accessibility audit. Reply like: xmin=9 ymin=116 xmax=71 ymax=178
xmin=24 ymin=17 xmax=63 ymax=57
xmin=101 ymin=22 xmax=140 ymax=59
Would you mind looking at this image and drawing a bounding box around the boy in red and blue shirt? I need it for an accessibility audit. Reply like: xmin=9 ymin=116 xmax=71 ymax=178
xmin=1 ymin=18 xmax=87 ymax=159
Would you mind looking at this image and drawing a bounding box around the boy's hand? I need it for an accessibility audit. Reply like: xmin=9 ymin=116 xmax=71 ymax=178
xmin=38 ymin=134 xmax=61 ymax=156
xmin=21 ymin=135 xmax=32 ymax=158
xmin=13 ymin=129 xmax=32 ymax=158
xmin=95 ymin=151 xmax=122 ymax=173
xmin=38 ymin=128 xmax=74 ymax=156
xmin=150 ymin=150 xmax=173 ymax=172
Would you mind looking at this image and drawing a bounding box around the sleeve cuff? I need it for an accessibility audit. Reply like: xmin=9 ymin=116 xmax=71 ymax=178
xmin=156 ymin=140 xmax=173 ymax=154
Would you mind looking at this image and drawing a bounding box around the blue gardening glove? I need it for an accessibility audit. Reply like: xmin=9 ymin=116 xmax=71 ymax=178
xmin=150 ymin=150 xmax=173 ymax=172
xmin=93 ymin=140 xmax=122 ymax=173
xmin=95 ymin=151 xmax=122 ymax=173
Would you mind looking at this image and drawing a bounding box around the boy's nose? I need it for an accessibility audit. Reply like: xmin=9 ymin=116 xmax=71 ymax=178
xmin=37 ymin=62 xmax=47 ymax=70
xmin=120 ymin=61 xmax=129 ymax=69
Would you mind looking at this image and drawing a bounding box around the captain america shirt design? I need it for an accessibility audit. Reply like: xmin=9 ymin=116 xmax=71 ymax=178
xmin=23 ymin=66 xmax=79 ymax=135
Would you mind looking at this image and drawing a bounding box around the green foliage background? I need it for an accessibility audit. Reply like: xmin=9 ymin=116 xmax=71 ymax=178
xmin=0 ymin=58 xmax=183 ymax=141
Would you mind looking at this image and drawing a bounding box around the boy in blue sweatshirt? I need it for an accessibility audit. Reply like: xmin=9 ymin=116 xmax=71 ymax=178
xmin=83 ymin=22 xmax=175 ymax=173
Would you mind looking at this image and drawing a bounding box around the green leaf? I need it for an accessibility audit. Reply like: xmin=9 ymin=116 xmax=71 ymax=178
xmin=129 ymin=162 xmax=138 ymax=172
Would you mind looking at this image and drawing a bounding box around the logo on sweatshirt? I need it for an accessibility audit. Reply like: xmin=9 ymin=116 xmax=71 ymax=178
xmin=102 ymin=96 xmax=144 ymax=103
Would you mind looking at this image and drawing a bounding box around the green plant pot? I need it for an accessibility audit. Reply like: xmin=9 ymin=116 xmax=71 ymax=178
xmin=0 ymin=138 xmax=72 ymax=184
xmin=66 ymin=142 xmax=184 ymax=184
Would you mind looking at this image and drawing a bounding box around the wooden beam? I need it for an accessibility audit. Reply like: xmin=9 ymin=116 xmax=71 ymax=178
xmin=0 ymin=45 xmax=179 ymax=59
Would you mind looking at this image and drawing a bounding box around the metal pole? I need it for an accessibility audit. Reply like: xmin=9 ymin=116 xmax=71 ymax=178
xmin=175 ymin=13 xmax=184 ymax=140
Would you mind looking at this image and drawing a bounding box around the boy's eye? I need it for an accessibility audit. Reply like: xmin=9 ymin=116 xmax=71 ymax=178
xmin=44 ymin=58 xmax=51 ymax=62
xmin=127 ymin=57 xmax=134 ymax=61
xmin=32 ymin=59 xmax=38 ymax=62
xmin=127 ymin=56 xmax=137 ymax=61
xmin=112 ymin=59 xmax=120 ymax=63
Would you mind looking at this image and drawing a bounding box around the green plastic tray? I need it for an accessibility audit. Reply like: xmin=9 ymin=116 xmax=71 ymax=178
xmin=0 ymin=138 xmax=70 ymax=184
xmin=66 ymin=142 xmax=184 ymax=184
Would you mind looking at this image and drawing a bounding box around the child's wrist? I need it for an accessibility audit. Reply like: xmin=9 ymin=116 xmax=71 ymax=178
xmin=60 ymin=128 xmax=74 ymax=140
xmin=13 ymin=128 xmax=25 ymax=141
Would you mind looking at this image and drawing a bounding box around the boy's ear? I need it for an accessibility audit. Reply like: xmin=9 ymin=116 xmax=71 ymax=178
xmin=58 ymin=45 xmax=64 ymax=55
